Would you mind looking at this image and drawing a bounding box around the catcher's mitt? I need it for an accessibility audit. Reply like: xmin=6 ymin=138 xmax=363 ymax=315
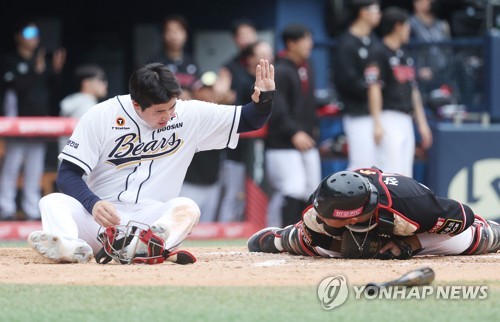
xmin=375 ymin=238 xmax=413 ymax=260
xmin=340 ymin=229 xmax=382 ymax=259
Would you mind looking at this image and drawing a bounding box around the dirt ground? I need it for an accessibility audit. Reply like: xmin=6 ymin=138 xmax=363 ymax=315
xmin=1 ymin=247 xmax=499 ymax=287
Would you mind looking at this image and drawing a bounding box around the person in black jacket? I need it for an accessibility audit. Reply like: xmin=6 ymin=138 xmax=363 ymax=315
xmin=0 ymin=19 xmax=65 ymax=220
xmin=265 ymin=24 xmax=321 ymax=227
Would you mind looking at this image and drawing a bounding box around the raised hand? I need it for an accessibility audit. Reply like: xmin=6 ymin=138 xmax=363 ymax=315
xmin=251 ymin=59 xmax=275 ymax=103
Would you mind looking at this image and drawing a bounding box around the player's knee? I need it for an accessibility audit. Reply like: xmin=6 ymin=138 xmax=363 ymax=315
xmin=172 ymin=197 xmax=201 ymax=224
xmin=39 ymin=193 xmax=65 ymax=210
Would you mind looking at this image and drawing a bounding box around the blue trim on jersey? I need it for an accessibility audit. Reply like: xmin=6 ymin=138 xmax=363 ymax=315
xmin=225 ymin=107 xmax=237 ymax=148
xmin=116 ymin=95 xmax=144 ymax=201
xmin=117 ymin=167 xmax=137 ymax=202
xmin=117 ymin=96 xmax=142 ymax=143
xmin=136 ymin=159 xmax=154 ymax=203
xmin=60 ymin=152 xmax=93 ymax=174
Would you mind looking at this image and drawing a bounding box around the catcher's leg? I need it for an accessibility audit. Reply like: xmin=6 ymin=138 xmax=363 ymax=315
xmin=461 ymin=216 xmax=500 ymax=255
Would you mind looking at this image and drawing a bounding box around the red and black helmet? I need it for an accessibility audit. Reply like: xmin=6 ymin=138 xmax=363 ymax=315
xmin=312 ymin=171 xmax=379 ymax=219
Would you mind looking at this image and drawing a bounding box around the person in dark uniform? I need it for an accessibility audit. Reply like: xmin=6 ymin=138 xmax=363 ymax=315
xmin=248 ymin=167 xmax=500 ymax=258
xmin=366 ymin=7 xmax=432 ymax=177
xmin=265 ymin=24 xmax=321 ymax=228
xmin=333 ymin=0 xmax=381 ymax=172
xmin=0 ymin=19 xmax=66 ymax=220
xmin=148 ymin=14 xmax=199 ymax=100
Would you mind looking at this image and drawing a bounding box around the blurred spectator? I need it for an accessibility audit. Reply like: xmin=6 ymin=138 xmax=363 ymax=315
xmin=179 ymin=71 xmax=223 ymax=222
xmin=265 ymin=24 xmax=321 ymax=227
xmin=148 ymin=14 xmax=200 ymax=100
xmin=218 ymin=40 xmax=274 ymax=223
xmin=213 ymin=19 xmax=258 ymax=223
xmin=59 ymin=64 xmax=108 ymax=153
xmin=366 ymin=7 xmax=432 ymax=177
xmin=409 ymin=0 xmax=454 ymax=101
xmin=333 ymin=0 xmax=381 ymax=171
xmin=213 ymin=18 xmax=258 ymax=104
xmin=0 ymin=19 xmax=66 ymax=220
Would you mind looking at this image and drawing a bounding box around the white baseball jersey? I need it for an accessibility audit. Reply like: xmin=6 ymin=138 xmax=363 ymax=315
xmin=59 ymin=94 xmax=241 ymax=204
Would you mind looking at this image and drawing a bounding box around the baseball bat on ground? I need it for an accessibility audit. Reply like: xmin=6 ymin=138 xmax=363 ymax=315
xmin=365 ymin=267 xmax=435 ymax=296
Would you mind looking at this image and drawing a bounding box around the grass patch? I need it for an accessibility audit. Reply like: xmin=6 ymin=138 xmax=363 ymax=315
xmin=0 ymin=284 xmax=498 ymax=322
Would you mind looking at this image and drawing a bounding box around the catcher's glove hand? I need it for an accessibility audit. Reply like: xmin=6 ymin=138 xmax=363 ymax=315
xmin=340 ymin=229 xmax=382 ymax=259
xmin=376 ymin=238 xmax=413 ymax=260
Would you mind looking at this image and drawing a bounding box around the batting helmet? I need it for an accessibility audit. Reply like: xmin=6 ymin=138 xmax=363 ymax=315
xmin=312 ymin=171 xmax=379 ymax=219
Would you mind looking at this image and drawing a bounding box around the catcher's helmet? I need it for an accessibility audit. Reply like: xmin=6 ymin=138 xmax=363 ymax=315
xmin=312 ymin=171 xmax=379 ymax=219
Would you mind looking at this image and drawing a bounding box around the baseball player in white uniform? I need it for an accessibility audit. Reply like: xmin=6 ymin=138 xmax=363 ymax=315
xmin=28 ymin=60 xmax=275 ymax=264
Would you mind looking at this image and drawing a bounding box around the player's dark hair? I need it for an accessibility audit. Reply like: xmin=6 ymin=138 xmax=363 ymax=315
xmin=281 ymin=24 xmax=311 ymax=48
xmin=239 ymin=40 xmax=262 ymax=62
xmin=129 ymin=63 xmax=182 ymax=110
xmin=74 ymin=64 xmax=106 ymax=87
xmin=230 ymin=18 xmax=256 ymax=37
xmin=379 ymin=7 xmax=409 ymax=37
xmin=350 ymin=0 xmax=380 ymax=21
xmin=162 ymin=14 xmax=189 ymax=33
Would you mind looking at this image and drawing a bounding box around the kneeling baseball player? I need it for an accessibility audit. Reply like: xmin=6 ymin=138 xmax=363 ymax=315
xmin=28 ymin=59 xmax=275 ymax=264
xmin=248 ymin=167 xmax=500 ymax=259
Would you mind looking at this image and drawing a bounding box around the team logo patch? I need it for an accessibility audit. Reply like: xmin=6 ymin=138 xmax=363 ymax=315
xmin=116 ymin=117 xmax=126 ymax=126
xmin=112 ymin=116 xmax=131 ymax=130
xmin=429 ymin=218 xmax=462 ymax=235
xmin=364 ymin=65 xmax=380 ymax=85
xmin=392 ymin=65 xmax=415 ymax=83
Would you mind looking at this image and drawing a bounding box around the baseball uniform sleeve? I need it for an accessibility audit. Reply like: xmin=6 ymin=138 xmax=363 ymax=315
xmin=58 ymin=102 xmax=106 ymax=174
xmin=187 ymin=100 xmax=242 ymax=151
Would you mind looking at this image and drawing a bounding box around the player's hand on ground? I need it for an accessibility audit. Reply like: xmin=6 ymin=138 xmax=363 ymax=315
xmin=292 ymin=131 xmax=316 ymax=151
xmin=378 ymin=240 xmax=402 ymax=257
xmin=92 ymin=200 xmax=120 ymax=227
xmin=251 ymin=59 xmax=275 ymax=103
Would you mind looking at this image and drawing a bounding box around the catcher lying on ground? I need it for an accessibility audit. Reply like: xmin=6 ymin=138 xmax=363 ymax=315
xmin=248 ymin=167 xmax=500 ymax=259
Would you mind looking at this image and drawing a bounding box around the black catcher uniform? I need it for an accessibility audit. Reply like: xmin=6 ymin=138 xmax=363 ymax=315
xmin=248 ymin=168 xmax=500 ymax=258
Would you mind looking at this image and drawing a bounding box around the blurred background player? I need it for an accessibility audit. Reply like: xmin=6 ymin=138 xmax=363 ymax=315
xmin=148 ymin=14 xmax=199 ymax=100
xmin=218 ymin=40 xmax=274 ymax=222
xmin=366 ymin=7 xmax=432 ymax=177
xmin=0 ymin=19 xmax=65 ymax=221
xmin=214 ymin=18 xmax=259 ymax=222
xmin=59 ymin=64 xmax=108 ymax=153
xmin=265 ymin=24 xmax=321 ymax=227
xmin=409 ymin=0 xmax=454 ymax=102
xmin=333 ymin=0 xmax=381 ymax=171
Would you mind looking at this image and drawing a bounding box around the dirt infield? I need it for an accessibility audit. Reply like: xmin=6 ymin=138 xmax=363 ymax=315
xmin=1 ymin=247 xmax=499 ymax=287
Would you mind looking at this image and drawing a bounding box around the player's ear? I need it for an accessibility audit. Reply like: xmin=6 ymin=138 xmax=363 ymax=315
xmin=131 ymin=100 xmax=141 ymax=111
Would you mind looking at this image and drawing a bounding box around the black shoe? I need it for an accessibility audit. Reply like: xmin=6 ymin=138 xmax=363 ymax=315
xmin=247 ymin=227 xmax=282 ymax=253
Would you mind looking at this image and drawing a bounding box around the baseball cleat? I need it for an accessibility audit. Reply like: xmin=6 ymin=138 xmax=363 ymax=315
xmin=165 ymin=250 xmax=197 ymax=265
xmin=247 ymin=227 xmax=282 ymax=253
xmin=28 ymin=231 xmax=93 ymax=263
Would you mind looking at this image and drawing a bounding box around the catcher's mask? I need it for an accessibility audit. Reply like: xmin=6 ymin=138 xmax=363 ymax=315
xmin=96 ymin=221 xmax=168 ymax=265
xmin=312 ymin=171 xmax=379 ymax=220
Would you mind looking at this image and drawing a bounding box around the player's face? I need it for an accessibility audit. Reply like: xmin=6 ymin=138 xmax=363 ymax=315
xmin=317 ymin=215 xmax=355 ymax=228
xmin=316 ymin=211 xmax=373 ymax=228
xmin=234 ymin=25 xmax=257 ymax=49
xmin=133 ymin=98 xmax=177 ymax=129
